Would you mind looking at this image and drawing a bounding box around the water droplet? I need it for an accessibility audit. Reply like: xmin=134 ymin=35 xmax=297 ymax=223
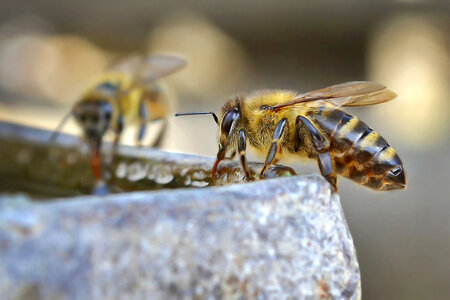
xmin=184 ymin=175 xmax=191 ymax=186
xmin=115 ymin=162 xmax=127 ymax=178
xmin=192 ymin=171 xmax=206 ymax=180
xmin=155 ymin=173 xmax=174 ymax=185
xmin=190 ymin=181 xmax=209 ymax=187
xmin=127 ymin=162 xmax=147 ymax=181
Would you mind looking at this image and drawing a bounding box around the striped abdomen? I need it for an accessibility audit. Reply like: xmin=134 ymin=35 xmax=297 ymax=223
xmin=309 ymin=108 xmax=405 ymax=191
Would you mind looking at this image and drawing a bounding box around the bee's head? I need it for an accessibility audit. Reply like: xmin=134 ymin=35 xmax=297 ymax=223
xmin=73 ymin=99 xmax=113 ymax=148
xmin=212 ymin=96 xmax=246 ymax=178
xmin=174 ymin=95 xmax=244 ymax=179
xmin=216 ymin=107 xmax=241 ymax=159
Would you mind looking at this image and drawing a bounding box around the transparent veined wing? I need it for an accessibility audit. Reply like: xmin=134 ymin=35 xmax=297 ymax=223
xmin=273 ymin=81 xmax=397 ymax=110
xmin=110 ymin=54 xmax=187 ymax=83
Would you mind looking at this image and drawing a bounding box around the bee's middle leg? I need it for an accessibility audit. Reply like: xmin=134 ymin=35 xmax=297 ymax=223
xmin=136 ymin=100 xmax=148 ymax=147
xmin=260 ymin=118 xmax=287 ymax=177
xmin=238 ymin=130 xmax=251 ymax=179
xmin=113 ymin=114 xmax=124 ymax=151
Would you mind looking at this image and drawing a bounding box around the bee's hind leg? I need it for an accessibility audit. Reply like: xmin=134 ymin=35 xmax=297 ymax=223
xmin=317 ymin=152 xmax=337 ymax=192
xmin=297 ymin=116 xmax=337 ymax=191
xmin=137 ymin=120 xmax=168 ymax=148
xmin=149 ymin=120 xmax=167 ymax=148
xmin=238 ymin=130 xmax=251 ymax=179
xmin=260 ymin=118 xmax=287 ymax=178
xmin=136 ymin=100 xmax=168 ymax=148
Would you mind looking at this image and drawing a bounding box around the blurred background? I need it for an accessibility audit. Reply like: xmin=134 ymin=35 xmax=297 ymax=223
xmin=0 ymin=1 xmax=448 ymax=299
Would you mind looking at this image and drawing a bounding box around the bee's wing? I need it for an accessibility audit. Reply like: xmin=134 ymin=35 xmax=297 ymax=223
xmin=137 ymin=54 xmax=187 ymax=83
xmin=273 ymin=81 xmax=397 ymax=110
xmin=109 ymin=54 xmax=145 ymax=75
xmin=109 ymin=54 xmax=187 ymax=83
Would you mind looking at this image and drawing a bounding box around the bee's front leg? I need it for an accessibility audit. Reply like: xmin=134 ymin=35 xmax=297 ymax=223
xmin=88 ymin=140 xmax=109 ymax=194
xmin=260 ymin=118 xmax=287 ymax=178
xmin=238 ymin=130 xmax=251 ymax=180
xmin=90 ymin=143 xmax=102 ymax=180
xmin=317 ymin=152 xmax=337 ymax=191
xmin=297 ymin=116 xmax=337 ymax=191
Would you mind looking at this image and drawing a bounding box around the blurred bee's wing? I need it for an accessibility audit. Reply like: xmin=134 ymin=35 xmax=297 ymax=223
xmin=109 ymin=54 xmax=144 ymax=75
xmin=273 ymin=81 xmax=397 ymax=110
xmin=138 ymin=54 xmax=187 ymax=83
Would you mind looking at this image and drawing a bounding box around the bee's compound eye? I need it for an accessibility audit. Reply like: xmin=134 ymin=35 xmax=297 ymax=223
xmin=221 ymin=108 xmax=240 ymax=135
xmin=389 ymin=165 xmax=403 ymax=177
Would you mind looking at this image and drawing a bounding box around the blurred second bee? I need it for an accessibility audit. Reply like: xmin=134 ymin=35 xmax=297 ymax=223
xmin=52 ymin=54 xmax=186 ymax=185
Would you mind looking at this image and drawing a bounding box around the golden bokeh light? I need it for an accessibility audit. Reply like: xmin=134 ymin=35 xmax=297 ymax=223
xmin=147 ymin=10 xmax=251 ymax=100
xmin=368 ymin=13 xmax=449 ymax=149
xmin=0 ymin=16 xmax=112 ymax=104
xmin=147 ymin=10 xmax=252 ymax=155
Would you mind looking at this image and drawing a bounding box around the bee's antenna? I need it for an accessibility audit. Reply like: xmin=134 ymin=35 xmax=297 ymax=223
xmin=175 ymin=112 xmax=219 ymax=125
xmin=49 ymin=111 xmax=72 ymax=143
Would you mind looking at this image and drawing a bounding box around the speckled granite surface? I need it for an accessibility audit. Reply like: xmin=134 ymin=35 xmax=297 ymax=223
xmin=0 ymin=175 xmax=360 ymax=300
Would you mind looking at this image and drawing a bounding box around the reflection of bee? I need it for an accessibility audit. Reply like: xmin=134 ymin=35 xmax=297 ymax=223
xmin=52 ymin=54 xmax=186 ymax=181
xmin=176 ymin=81 xmax=406 ymax=191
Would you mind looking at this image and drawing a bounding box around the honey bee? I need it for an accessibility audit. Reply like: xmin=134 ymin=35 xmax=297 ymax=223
xmin=52 ymin=54 xmax=186 ymax=181
xmin=176 ymin=81 xmax=406 ymax=191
